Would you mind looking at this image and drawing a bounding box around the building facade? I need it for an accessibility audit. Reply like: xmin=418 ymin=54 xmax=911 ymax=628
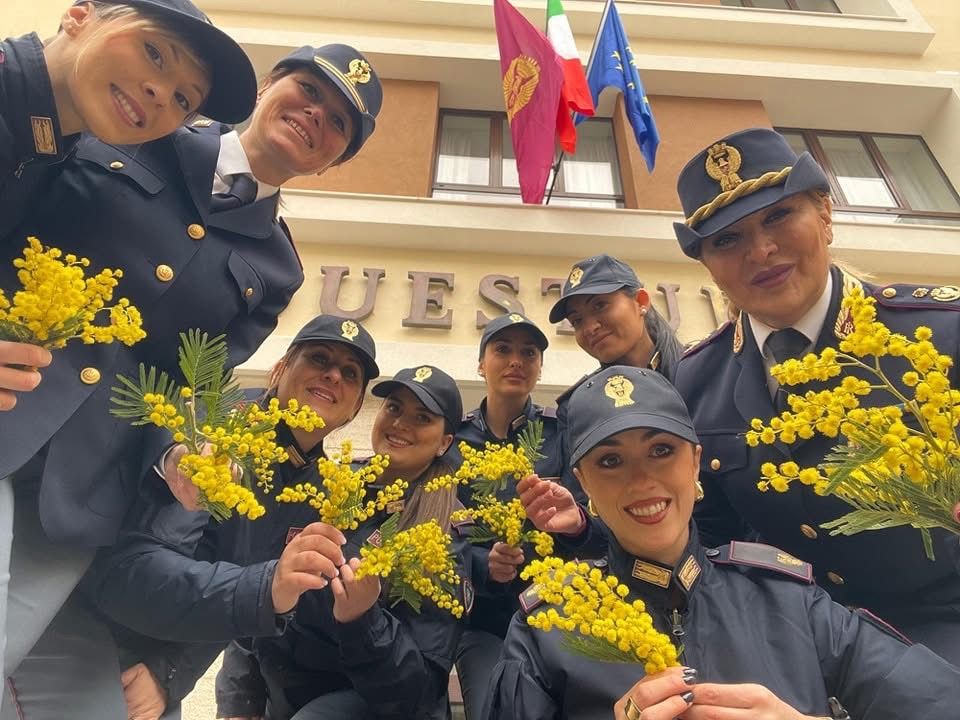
xmin=6 ymin=0 xmax=960 ymax=441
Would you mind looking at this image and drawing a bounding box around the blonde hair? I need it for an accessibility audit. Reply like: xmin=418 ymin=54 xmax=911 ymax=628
xmin=397 ymin=459 xmax=460 ymax=535
xmin=73 ymin=2 xmax=209 ymax=87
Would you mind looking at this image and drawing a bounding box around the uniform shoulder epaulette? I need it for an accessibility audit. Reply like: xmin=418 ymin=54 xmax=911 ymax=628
xmin=451 ymin=516 xmax=476 ymax=536
xmin=706 ymin=541 xmax=813 ymax=584
xmin=460 ymin=411 xmax=476 ymax=425
xmin=681 ymin=320 xmax=732 ymax=359
xmin=556 ymin=372 xmax=595 ymax=406
xmin=872 ymin=283 xmax=960 ymax=311
xmin=538 ymin=406 xmax=557 ymax=420
xmin=191 ymin=117 xmax=215 ymax=128
xmin=517 ymin=557 xmax=607 ymax=614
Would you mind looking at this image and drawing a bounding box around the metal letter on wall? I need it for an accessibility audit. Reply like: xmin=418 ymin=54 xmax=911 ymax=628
xmin=476 ymin=275 xmax=523 ymax=328
xmin=402 ymin=271 xmax=455 ymax=329
xmin=700 ymin=284 xmax=729 ymax=330
xmin=656 ymin=283 xmax=681 ymax=331
xmin=541 ymin=278 xmax=574 ymax=336
xmin=320 ymin=266 xmax=385 ymax=320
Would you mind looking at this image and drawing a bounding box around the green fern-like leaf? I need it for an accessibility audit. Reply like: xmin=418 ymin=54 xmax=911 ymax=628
xmin=379 ymin=513 xmax=401 ymax=543
xmin=518 ymin=419 xmax=546 ymax=464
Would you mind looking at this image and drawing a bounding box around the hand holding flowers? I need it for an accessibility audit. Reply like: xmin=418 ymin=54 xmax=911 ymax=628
xmin=747 ymin=287 xmax=960 ymax=559
xmin=112 ymin=331 xmax=323 ymax=520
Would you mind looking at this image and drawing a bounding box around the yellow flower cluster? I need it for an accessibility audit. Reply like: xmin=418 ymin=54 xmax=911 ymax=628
xmin=520 ymin=557 xmax=679 ymax=674
xmin=746 ymin=287 xmax=960 ymax=557
xmin=451 ymin=497 xmax=554 ymax=557
xmin=276 ymin=441 xmax=406 ymax=530
xmin=425 ymin=440 xmax=533 ymax=493
xmin=0 ymin=237 xmax=145 ymax=348
xmin=141 ymin=393 xmax=324 ymax=521
xmin=355 ymin=519 xmax=465 ymax=618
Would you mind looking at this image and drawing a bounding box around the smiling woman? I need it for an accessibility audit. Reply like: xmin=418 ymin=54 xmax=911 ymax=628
xmin=488 ymin=366 xmax=960 ymax=720
xmin=0 ymin=40 xmax=383 ymax=720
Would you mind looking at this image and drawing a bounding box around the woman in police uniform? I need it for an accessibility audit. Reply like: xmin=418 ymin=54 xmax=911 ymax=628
xmin=487 ymin=366 xmax=960 ymax=720
xmin=451 ymin=312 xmax=561 ymax=720
xmin=672 ymin=127 xmax=960 ymax=665
xmin=215 ymin=365 xmax=470 ymax=720
xmin=0 ymin=0 xmax=256 ymax=409
xmin=86 ymin=314 xmax=380 ymax=720
xmin=0 ymin=42 xmax=384 ymax=707
xmin=519 ymin=255 xmax=684 ymax=563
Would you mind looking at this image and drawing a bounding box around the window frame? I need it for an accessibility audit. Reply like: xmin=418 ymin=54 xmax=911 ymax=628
xmin=724 ymin=0 xmax=841 ymax=11
xmin=431 ymin=109 xmax=625 ymax=207
xmin=776 ymin=127 xmax=960 ymax=223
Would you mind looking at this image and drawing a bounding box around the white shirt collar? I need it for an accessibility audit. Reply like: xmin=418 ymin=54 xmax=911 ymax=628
xmin=213 ymin=130 xmax=279 ymax=202
xmin=750 ymin=270 xmax=833 ymax=358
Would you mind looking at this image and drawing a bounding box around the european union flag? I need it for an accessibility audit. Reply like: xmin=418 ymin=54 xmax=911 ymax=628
xmin=577 ymin=0 xmax=660 ymax=172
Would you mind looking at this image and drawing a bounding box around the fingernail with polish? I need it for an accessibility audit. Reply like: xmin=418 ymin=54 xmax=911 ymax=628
xmin=682 ymin=669 xmax=698 ymax=684
xmin=681 ymin=691 xmax=694 ymax=704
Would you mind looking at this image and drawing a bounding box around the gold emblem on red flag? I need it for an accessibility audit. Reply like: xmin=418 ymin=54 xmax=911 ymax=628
xmin=503 ymin=55 xmax=540 ymax=123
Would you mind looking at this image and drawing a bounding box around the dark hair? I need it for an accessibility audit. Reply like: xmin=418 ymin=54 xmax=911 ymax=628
xmin=266 ymin=341 xmax=372 ymax=399
xmin=616 ymin=287 xmax=682 ymax=382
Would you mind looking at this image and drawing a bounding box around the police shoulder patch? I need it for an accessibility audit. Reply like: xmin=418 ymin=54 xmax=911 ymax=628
xmin=707 ymin=541 xmax=813 ymax=583
xmin=681 ymin=320 xmax=732 ymax=359
xmin=873 ymin=283 xmax=960 ymax=311
xmin=539 ymin=405 xmax=558 ymax=420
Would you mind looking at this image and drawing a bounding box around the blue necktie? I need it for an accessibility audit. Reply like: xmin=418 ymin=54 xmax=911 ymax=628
xmin=765 ymin=328 xmax=808 ymax=412
xmin=211 ymin=173 xmax=257 ymax=212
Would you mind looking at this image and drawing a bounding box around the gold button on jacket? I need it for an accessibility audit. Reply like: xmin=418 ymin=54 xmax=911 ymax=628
xmin=109 ymin=160 xmax=124 ymax=170
xmin=710 ymin=458 xmax=721 ymax=471
xmin=827 ymin=571 xmax=845 ymax=585
xmin=800 ymin=524 xmax=818 ymax=540
xmin=155 ymin=264 xmax=174 ymax=282
xmin=80 ymin=367 xmax=101 ymax=384
xmin=187 ymin=223 xmax=205 ymax=240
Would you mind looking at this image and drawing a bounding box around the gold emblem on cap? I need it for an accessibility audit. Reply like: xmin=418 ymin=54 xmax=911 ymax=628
xmin=503 ymin=55 xmax=540 ymax=123
xmin=568 ymin=267 xmax=584 ymax=288
xmin=704 ymin=142 xmax=743 ymax=192
xmin=346 ymin=58 xmax=372 ymax=85
xmin=931 ymin=285 xmax=960 ymax=302
xmin=313 ymin=56 xmax=367 ymax=112
xmin=604 ymin=375 xmax=635 ymax=408
xmin=508 ymin=313 xmax=524 ymax=323
xmin=341 ymin=320 xmax=359 ymax=341
xmin=413 ymin=366 xmax=433 ymax=383
xmin=776 ymin=551 xmax=804 ymax=567
xmin=30 ymin=116 xmax=57 ymax=155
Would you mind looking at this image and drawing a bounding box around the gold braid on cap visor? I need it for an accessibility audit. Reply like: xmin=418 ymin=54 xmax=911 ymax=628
xmin=684 ymin=165 xmax=793 ymax=228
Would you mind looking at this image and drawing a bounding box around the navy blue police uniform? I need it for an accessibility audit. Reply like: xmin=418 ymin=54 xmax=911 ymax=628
xmin=0 ymin=120 xmax=303 ymax=546
xmin=671 ymin=128 xmax=960 ymax=665
xmin=83 ymin=317 xmax=384 ymax=707
xmin=0 ymin=0 xmax=256 ymax=240
xmin=486 ymin=365 xmax=960 ymax=720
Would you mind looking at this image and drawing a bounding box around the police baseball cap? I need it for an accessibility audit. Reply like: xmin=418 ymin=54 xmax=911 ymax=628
xmin=479 ymin=312 xmax=549 ymax=359
xmin=372 ymin=366 xmax=463 ymax=431
xmin=567 ymin=366 xmax=698 ymax=466
xmin=548 ymin=255 xmax=641 ymax=323
xmin=289 ymin=315 xmax=379 ymax=381
xmin=274 ymin=44 xmax=383 ymax=162
xmin=87 ymin=0 xmax=257 ymax=124
xmin=674 ymin=128 xmax=831 ymax=259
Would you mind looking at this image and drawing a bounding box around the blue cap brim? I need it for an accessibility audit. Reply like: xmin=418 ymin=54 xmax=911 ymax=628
xmin=372 ymin=379 xmax=447 ymax=421
xmin=570 ymin=413 xmax=699 ymax=466
xmin=674 ymin=152 xmax=830 ymax=259
xmin=548 ymin=281 xmax=635 ymax=323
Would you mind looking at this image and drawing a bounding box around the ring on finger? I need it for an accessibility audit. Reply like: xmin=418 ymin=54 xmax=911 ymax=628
xmin=624 ymin=697 xmax=643 ymax=720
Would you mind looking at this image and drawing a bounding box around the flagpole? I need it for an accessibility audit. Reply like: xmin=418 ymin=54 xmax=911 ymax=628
xmin=545 ymin=0 xmax=611 ymax=205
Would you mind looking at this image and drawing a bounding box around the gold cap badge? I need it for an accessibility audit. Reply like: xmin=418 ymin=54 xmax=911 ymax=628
xmin=341 ymin=320 xmax=359 ymax=341
xmin=568 ymin=267 xmax=584 ymax=288
xmin=508 ymin=313 xmax=524 ymax=323
xmin=705 ymin=142 xmax=743 ymax=192
xmin=346 ymin=58 xmax=372 ymax=86
xmin=413 ymin=366 xmax=433 ymax=383
xmin=604 ymin=375 xmax=635 ymax=408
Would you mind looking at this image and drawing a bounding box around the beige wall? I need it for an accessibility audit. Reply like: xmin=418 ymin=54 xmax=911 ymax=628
xmin=617 ymin=96 xmax=771 ymax=211
xmin=287 ymin=79 xmax=440 ymax=197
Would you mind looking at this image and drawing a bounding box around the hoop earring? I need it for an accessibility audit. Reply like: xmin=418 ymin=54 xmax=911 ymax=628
xmin=587 ymin=498 xmax=599 ymax=517
xmin=695 ymin=480 xmax=705 ymax=502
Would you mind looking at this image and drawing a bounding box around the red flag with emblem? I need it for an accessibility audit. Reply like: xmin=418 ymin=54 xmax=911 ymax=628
xmin=494 ymin=0 xmax=564 ymax=204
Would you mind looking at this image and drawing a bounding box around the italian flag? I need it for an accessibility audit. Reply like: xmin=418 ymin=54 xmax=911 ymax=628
xmin=546 ymin=0 xmax=595 ymax=153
